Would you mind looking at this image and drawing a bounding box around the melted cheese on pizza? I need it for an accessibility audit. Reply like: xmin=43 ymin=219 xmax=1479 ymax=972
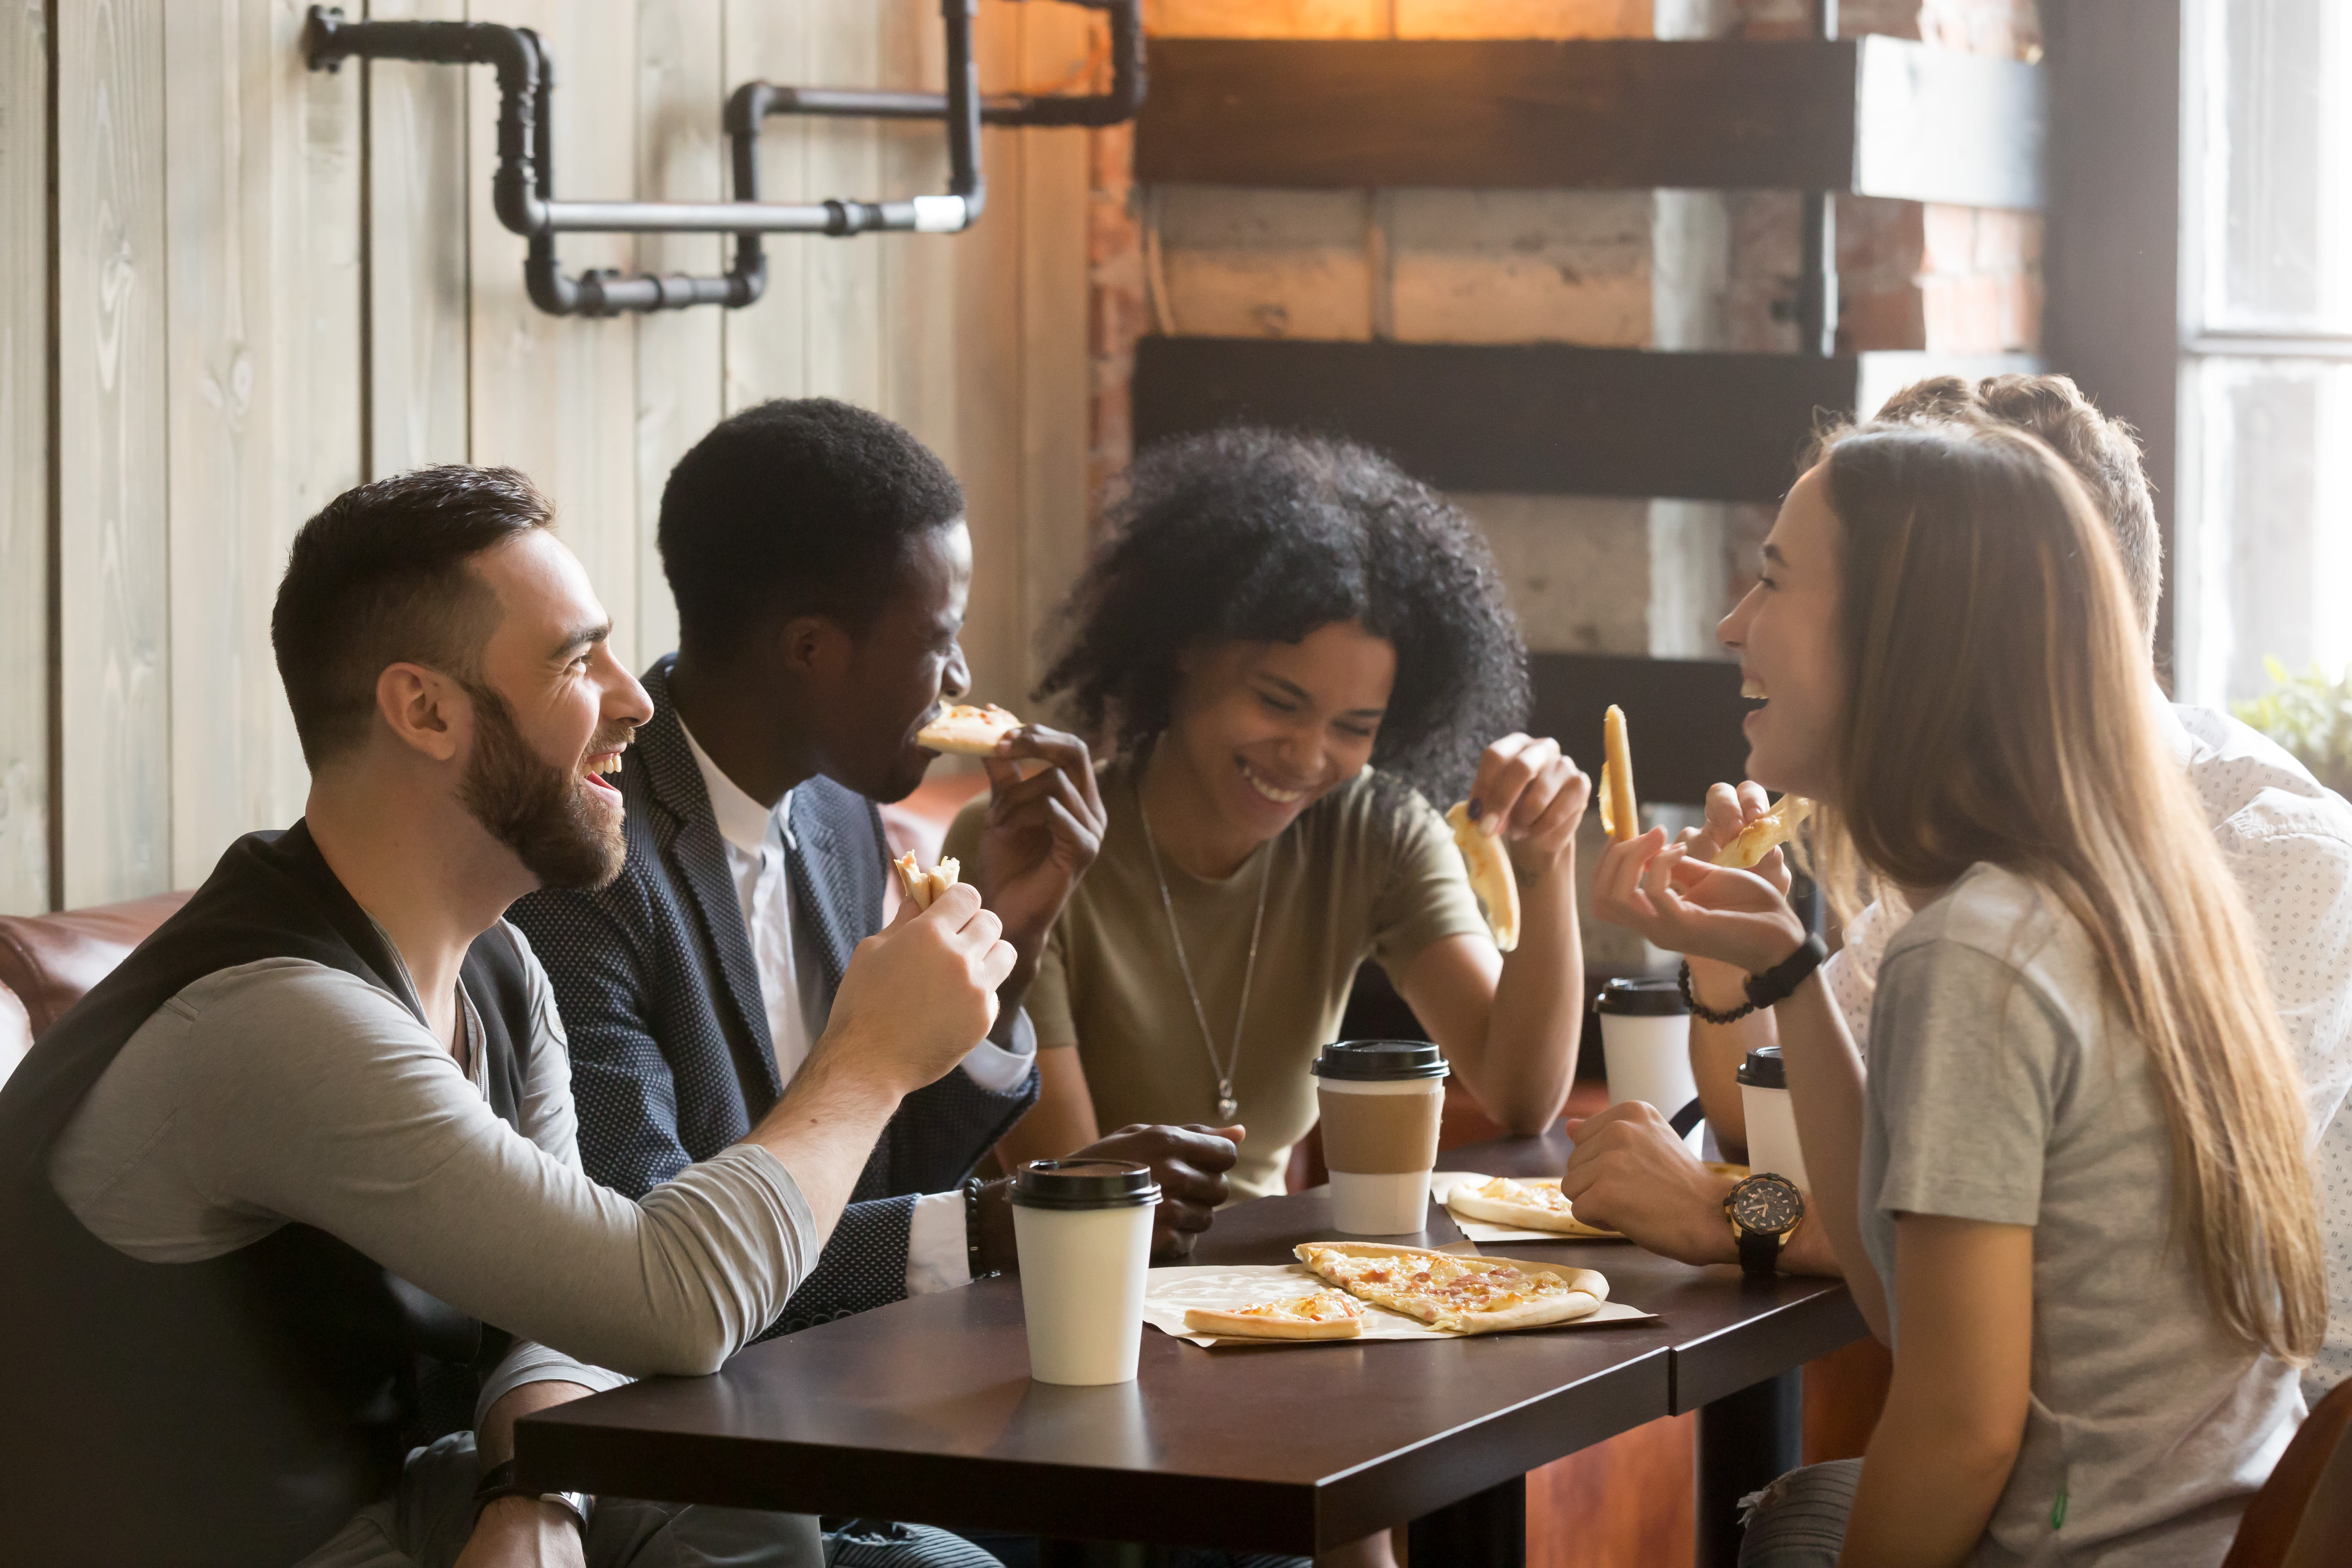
xmin=1462 ymin=1176 xmax=1574 ymax=1215
xmin=1298 ymin=1246 xmax=1574 ymax=1328
xmin=1227 ymin=1290 xmax=1363 ymax=1325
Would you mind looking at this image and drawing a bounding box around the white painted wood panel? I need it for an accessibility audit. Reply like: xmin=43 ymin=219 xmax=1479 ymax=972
xmin=877 ymin=0 xmax=960 ymax=462
xmin=1 ymin=0 xmax=52 ymax=912
xmin=58 ymin=0 xmax=172 ymax=905
xmin=721 ymin=0 xmax=811 ymax=410
xmin=1014 ymin=4 xmax=1096 ymax=701
xmin=804 ymin=2 xmax=884 ymax=409
xmin=946 ymin=1 xmax=1034 ymax=715
xmin=466 ymin=0 xmax=642 ymax=666
xmin=165 ymin=0 xmax=361 ymax=887
xmin=365 ymin=0 xmax=471 ymax=478
xmin=0 ymin=0 xmax=52 ymax=912
xmin=631 ymin=0 xmax=725 ymax=666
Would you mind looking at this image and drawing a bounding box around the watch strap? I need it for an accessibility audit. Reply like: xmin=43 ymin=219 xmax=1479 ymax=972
xmin=472 ymin=1458 xmax=589 ymax=1534
xmin=1744 ymin=932 xmax=1828 ymax=1011
xmin=1736 ymin=1225 xmax=1783 ymax=1276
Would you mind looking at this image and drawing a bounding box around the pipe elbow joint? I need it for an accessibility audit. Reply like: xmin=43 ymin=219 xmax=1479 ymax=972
xmin=725 ymin=81 xmax=774 ymax=138
xmin=493 ymin=178 xmax=549 ymax=239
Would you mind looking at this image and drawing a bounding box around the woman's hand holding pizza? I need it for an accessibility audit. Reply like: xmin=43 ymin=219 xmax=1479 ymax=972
xmin=1591 ymin=827 xmax=1808 ymax=975
xmin=1678 ymin=780 xmax=1795 ymax=897
xmin=1463 ymin=733 xmax=1591 ymax=882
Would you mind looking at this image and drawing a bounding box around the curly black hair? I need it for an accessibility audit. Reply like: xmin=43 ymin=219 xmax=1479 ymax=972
xmin=1039 ymin=428 xmax=1529 ymax=802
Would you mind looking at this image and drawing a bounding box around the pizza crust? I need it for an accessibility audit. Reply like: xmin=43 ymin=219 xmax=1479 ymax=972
xmin=1446 ymin=802 xmax=1521 ymax=952
xmin=1294 ymin=1241 xmax=1608 ymax=1335
xmin=1598 ymin=704 xmax=1640 ymax=843
xmin=892 ymin=851 xmax=962 ymax=911
xmin=916 ymin=703 xmax=1022 ymax=756
xmin=1182 ymin=1291 xmax=1365 ymax=1341
xmin=1446 ymin=1176 xmax=1622 ymax=1239
xmin=1712 ymin=793 xmax=1812 ymax=870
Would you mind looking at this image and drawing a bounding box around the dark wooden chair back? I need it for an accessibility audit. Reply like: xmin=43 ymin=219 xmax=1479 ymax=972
xmin=2223 ymin=1376 xmax=2352 ymax=1568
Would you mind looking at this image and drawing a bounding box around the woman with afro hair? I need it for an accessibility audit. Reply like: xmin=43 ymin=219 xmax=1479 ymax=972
xmin=948 ymin=428 xmax=1593 ymax=1202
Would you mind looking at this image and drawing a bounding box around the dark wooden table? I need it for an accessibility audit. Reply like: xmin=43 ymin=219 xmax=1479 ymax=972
xmin=516 ymin=1130 xmax=1864 ymax=1565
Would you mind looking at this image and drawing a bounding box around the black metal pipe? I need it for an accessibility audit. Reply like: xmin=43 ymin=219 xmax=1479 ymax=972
xmin=743 ymin=0 xmax=1144 ymax=133
xmin=303 ymin=0 xmax=1098 ymax=317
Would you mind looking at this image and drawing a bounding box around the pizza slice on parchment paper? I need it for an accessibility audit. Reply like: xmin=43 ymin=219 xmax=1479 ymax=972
xmin=1293 ymin=1242 xmax=1609 ymax=1335
xmin=1442 ymin=1173 xmax=1623 ymax=1239
xmin=1182 ymin=1289 xmax=1365 ymax=1341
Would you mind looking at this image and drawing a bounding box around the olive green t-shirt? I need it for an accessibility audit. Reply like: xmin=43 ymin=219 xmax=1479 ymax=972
xmin=945 ymin=759 xmax=1489 ymax=1199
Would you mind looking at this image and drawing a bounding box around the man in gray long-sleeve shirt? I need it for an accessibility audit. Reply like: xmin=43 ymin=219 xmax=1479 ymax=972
xmin=1 ymin=466 xmax=1016 ymax=1568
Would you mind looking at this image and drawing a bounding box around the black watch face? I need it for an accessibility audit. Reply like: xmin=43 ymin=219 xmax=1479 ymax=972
xmin=1730 ymin=1176 xmax=1801 ymax=1234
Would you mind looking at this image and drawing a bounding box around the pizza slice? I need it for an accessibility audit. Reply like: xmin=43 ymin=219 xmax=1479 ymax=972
xmin=1445 ymin=1175 xmax=1622 ymax=1239
xmin=1293 ymin=1242 xmax=1607 ymax=1335
xmin=1182 ymin=1289 xmax=1366 ymax=1341
xmin=892 ymin=851 xmax=962 ymax=911
xmin=1446 ymin=802 xmax=1521 ymax=953
xmin=1712 ymin=793 xmax=1812 ymax=870
xmin=916 ymin=703 xmax=1022 ymax=755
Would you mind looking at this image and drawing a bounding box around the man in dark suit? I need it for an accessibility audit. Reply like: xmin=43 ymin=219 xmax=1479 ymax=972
xmin=513 ymin=399 xmax=1238 ymax=1344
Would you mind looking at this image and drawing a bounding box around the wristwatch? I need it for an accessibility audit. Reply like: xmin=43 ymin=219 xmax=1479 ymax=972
xmin=472 ymin=1458 xmax=590 ymax=1535
xmin=1723 ymin=1172 xmax=1805 ymax=1276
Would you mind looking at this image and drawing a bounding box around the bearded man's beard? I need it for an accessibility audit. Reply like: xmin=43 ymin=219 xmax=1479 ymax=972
xmin=459 ymin=682 xmax=628 ymax=890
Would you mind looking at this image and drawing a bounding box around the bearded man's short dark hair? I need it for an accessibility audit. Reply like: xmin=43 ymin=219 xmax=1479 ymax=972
xmin=273 ymin=466 xmax=553 ymax=768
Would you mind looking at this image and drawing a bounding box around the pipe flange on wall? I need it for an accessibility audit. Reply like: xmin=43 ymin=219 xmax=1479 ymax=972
xmin=303 ymin=0 xmax=1143 ymax=318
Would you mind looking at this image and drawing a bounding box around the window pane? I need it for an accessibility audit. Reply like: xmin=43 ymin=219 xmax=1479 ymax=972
xmin=2195 ymin=0 xmax=2352 ymax=333
xmin=2177 ymin=356 xmax=2352 ymax=705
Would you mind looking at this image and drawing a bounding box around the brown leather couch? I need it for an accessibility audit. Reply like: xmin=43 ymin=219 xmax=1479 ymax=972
xmin=0 ymin=891 xmax=191 ymax=1085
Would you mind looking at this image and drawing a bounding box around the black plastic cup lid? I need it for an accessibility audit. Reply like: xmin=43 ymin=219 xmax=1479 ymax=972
xmin=1009 ymin=1159 xmax=1161 ymax=1210
xmin=1311 ymin=1039 xmax=1449 ymax=1081
xmin=1595 ymin=977 xmax=1689 ymax=1017
xmin=1737 ymin=1045 xmax=1788 ymax=1089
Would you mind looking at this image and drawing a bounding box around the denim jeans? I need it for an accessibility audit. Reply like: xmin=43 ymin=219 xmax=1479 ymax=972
xmin=1736 ymin=1459 xmax=1862 ymax=1568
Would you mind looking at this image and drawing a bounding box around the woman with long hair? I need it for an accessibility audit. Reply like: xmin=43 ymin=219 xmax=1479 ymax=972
xmin=949 ymin=427 xmax=1591 ymax=1203
xmin=1594 ymin=419 xmax=2321 ymax=1566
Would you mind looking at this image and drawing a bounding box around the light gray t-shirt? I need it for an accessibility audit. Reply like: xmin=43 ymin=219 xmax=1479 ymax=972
xmin=47 ymin=920 xmax=821 ymax=1421
xmin=1862 ymin=864 xmax=2304 ymax=1568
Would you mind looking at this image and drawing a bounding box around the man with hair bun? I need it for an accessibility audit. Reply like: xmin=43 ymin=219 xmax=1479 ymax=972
xmin=1564 ymin=373 xmax=2352 ymax=1408
xmin=0 ymin=464 xmax=1017 ymax=1567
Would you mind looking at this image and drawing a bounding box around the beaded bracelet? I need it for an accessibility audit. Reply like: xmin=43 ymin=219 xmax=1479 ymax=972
xmin=1677 ymin=958 xmax=1759 ymax=1025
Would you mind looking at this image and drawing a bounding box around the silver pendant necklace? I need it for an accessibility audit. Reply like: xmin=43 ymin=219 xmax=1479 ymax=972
xmin=1139 ymin=786 xmax=1271 ymax=1124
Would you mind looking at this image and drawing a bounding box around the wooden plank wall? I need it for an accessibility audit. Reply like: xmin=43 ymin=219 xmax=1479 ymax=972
xmin=7 ymin=0 xmax=1093 ymax=913
xmin=0 ymin=0 xmax=51 ymax=912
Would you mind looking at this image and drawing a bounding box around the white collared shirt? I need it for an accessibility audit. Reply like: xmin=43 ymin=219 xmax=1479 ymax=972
xmin=1822 ymin=692 xmax=2352 ymax=1402
xmin=678 ymin=721 xmax=1033 ymax=1295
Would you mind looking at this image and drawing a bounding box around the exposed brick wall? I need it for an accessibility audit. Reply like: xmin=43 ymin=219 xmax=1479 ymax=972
xmin=1721 ymin=0 xmax=2045 ymax=357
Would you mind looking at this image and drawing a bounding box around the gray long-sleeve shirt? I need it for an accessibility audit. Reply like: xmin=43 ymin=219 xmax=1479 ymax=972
xmin=46 ymin=921 xmax=820 ymax=1421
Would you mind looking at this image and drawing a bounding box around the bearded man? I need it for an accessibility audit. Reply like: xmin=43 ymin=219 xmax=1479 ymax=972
xmin=0 ymin=466 xmax=1014 ymax=1568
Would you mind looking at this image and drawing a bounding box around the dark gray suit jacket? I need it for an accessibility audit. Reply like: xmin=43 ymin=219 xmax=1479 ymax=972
xmin=511 ymin=657 xmax=1038 ymax=1332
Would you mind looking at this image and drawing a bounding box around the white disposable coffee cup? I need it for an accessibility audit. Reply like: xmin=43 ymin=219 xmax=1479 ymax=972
xmin=1009 ymin=1159 xmax=1161 ymax=1386
xmin=1737 ymin=1045 xmax=1810 ymax=1191
xmin=1596 ymin=977 xmax=1699 ymax=1136
xmin=1313 ymin=1040 xmax=1449 ymax=1235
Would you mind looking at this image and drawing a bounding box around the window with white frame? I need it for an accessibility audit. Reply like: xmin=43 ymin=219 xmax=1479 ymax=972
xmin=2177 ymin=0 xmax=2352 ymax=706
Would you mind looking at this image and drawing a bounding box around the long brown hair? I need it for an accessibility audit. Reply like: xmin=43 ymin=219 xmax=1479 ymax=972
xmin=1821 ymin=420 xmax=2322 ymax=1363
